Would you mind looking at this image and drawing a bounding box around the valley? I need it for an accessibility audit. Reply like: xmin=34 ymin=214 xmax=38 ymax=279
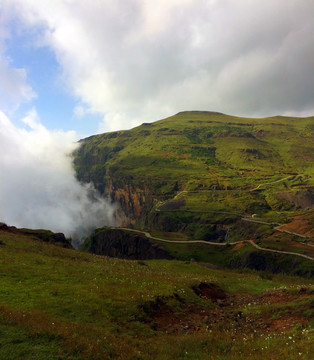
xmin=1 ymin=111 xmax=313 ymax=359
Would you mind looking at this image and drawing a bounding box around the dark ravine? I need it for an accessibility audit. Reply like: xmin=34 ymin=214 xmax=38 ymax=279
xmin=230 ymin=250 xmax=313 ymax=278
xmin=82 ymin=227 xmax=173 ymax=260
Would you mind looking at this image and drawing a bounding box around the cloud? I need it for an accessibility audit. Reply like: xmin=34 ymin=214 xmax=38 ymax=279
xmin=73 ymin=104 xmax=87 ymax=119
xmin=1 ymin=0 xmax=314 ymax=132
xmin=0 ymin=109 xmax=116 ymax=246
xmin=0 ymin=52 xmax=36 ymax=112
xmin=0 ymin=5 xmax=36 ymax=112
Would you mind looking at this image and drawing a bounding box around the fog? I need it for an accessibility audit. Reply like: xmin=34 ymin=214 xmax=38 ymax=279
xmin=0 ymin=110 xmax=116 ymax=247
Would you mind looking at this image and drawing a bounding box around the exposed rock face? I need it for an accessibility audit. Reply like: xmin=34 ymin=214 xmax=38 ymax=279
xmin=277 ymin=190 xmax=314 ymax=210
xmin=105 ymin=176 xmax=154 ymax=226
xmin=83 ymin=227 xmax=173 ymax=260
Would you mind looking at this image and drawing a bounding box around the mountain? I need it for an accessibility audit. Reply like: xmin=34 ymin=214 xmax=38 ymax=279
xmin=74 ymin=111 xmax=314 ymax=224
xmin=74 ymin=111 xmax=314 ymax=268
xmin=0 ymin=111 xmax=313 ymax=359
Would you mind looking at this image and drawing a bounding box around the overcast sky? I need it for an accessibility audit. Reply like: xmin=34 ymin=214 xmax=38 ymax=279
xmin=0 ymin=0 xmax=313 ymax=235
xmin=1 ymin=0 xmax=313 ymax=135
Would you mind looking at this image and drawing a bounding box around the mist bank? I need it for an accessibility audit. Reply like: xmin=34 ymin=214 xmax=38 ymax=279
xmin=0 ymin=110 xmax=116 ymax=247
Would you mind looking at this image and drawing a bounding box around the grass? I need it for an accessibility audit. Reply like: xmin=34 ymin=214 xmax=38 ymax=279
xmin=0 ymin=229 xmax=313 ymax=359
xmin=73 ymin=111 xmax=314 ymax=250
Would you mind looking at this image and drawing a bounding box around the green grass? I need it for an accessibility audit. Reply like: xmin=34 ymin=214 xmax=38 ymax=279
xmin=0 ymin=229 xmax=313 ymax=359
xmin=73 ymin=111 xmax=314 ymax=243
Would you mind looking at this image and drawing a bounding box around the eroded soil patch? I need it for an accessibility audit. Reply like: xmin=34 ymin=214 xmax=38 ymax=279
xmin=137 ymin=286 xmax=313 ymax=336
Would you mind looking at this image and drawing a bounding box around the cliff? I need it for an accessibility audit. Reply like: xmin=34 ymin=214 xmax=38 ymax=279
xmin=73 ymin=111 xmax=314 ymax=241
xmin=105 ymin=174 xmax=154 ymax=226
xmin=82 ymin=227 xmax=173 ymax=260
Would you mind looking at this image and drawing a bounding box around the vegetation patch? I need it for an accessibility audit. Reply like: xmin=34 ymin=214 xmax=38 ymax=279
xmin=0 ymin=231 xmax=313 ymax=359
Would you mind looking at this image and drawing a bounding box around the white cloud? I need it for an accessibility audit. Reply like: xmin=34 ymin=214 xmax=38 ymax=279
xmin=1 ymin=0 xmax=313 ymax=132
xmin=0 ymin=109 xmax=116 ymax=245
xmin=73 ymin=104 xmax=87 ymax=118
xmin=0 ymin=4 xmax=36 ymax=112
xmin=0 ymin=54 xmax=36 ymax=111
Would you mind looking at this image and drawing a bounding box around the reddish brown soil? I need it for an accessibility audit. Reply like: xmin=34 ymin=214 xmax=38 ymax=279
xmin=268 ymin=315 xmax=308 ymax=332
xmin=232 ymin=242 xmax=245 ymax=251
xmin=139 ymin=286 xmax=313 ymax=336
xmin=277 ymin=214 xmax=314 ymax=237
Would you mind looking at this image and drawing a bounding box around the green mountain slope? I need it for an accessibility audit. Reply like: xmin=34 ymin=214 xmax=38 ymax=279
xmin=0 ymin=228 xmax=313 ymax=359
xmin=74 ymin=111 xmax=314 ymax=259
xmin=75 ymin=111 xmax=314 ymax=182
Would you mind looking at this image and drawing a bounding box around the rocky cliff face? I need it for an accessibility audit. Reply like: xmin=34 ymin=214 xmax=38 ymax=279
xmin=82 ymin=227 xmax=173 ymax=260
xmin=277 ymin=190 xmax=314 ymax=210
xmin=105 ymin=176 xmax=154 ymax=227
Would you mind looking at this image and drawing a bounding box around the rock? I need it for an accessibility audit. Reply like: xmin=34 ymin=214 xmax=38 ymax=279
xmin=277 ymin=190 xmax=314 ymax=210
xmin=82 ymin=227 xmax=173 ymax=260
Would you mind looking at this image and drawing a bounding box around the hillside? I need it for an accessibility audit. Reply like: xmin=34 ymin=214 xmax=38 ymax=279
xmin=74 ymin=111 xmax=314 ymax=264
xmin=0 ymin=228 xmax=313 ymax=359
xmin=0 ymin=223 xmax=72 ymax=248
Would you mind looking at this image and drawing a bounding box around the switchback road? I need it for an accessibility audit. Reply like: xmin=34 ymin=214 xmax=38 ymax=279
xmin=113 ymin=227 xmax=314 ymax=261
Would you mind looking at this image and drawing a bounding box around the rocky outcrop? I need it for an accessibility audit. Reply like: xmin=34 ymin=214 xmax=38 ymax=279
xmin=82 ymin=227 xmax=173 ymax=260
xmin=277 ymin=190 xmax=314 ymax=210
xmin=0 ymin=223 xmax=72 ymax=248
xmin=105 ymin=176 xmax=155 ymax=226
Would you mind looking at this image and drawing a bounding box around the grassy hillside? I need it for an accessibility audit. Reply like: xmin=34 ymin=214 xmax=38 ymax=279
xmin=74 ymin=111 xmax=314 ymax=259
xmin=74 ymin=111 xmax=314 ymax=215
xmin=82 ymin=227 xmax=313 ymax=277
xmin=0 ymin=228 xmax=313 ymax=359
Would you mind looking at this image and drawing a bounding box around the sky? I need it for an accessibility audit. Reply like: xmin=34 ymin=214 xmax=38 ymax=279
xmin=0 ymin=0 xmax=313 ymax=238
xmin=0 ymin=0 xmax=313 ymax=136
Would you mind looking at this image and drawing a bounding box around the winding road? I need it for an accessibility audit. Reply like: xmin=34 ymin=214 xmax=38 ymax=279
xmin=249 ymin=175 xmax=295 ymax=192
xmin=144 ymin=176 xmax=314 ymax=260
xmin=113 ymin=227 xmax=314 ymax=261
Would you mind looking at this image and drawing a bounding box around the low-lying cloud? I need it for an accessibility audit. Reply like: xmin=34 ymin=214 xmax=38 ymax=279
xmin=0 ymin=110 xmax=116 ymax=246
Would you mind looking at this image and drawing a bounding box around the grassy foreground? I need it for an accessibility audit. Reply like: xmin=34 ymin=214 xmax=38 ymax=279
xmin=0 ymin=229 xmax=313 ymax=359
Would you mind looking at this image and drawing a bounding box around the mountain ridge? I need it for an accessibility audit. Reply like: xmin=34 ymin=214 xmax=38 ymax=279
xmin=74 ymin=111 xmax=314 ymax=267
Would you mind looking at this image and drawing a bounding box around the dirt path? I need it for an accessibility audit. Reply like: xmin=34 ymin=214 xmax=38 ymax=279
xmin=250 ymin=175 xmax=295 ymax=192
xmin=274 ymin=225 xmax=310 ymax=239
xmin=241 ymin=218 xmax=281 ymax=226
xmin=113 ymin=227 xmax=314 ymax=261
xmin=174 ymin=190 xmax=188 ymax=199
xmin=246 ymin=240 xmax=313 ymax=260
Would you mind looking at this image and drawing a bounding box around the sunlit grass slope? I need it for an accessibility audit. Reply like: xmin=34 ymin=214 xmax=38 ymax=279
xmin=0 ymin=229 xmax=313 ymax=359
xmin=74 ymin=111 xmax=314 ymax=218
